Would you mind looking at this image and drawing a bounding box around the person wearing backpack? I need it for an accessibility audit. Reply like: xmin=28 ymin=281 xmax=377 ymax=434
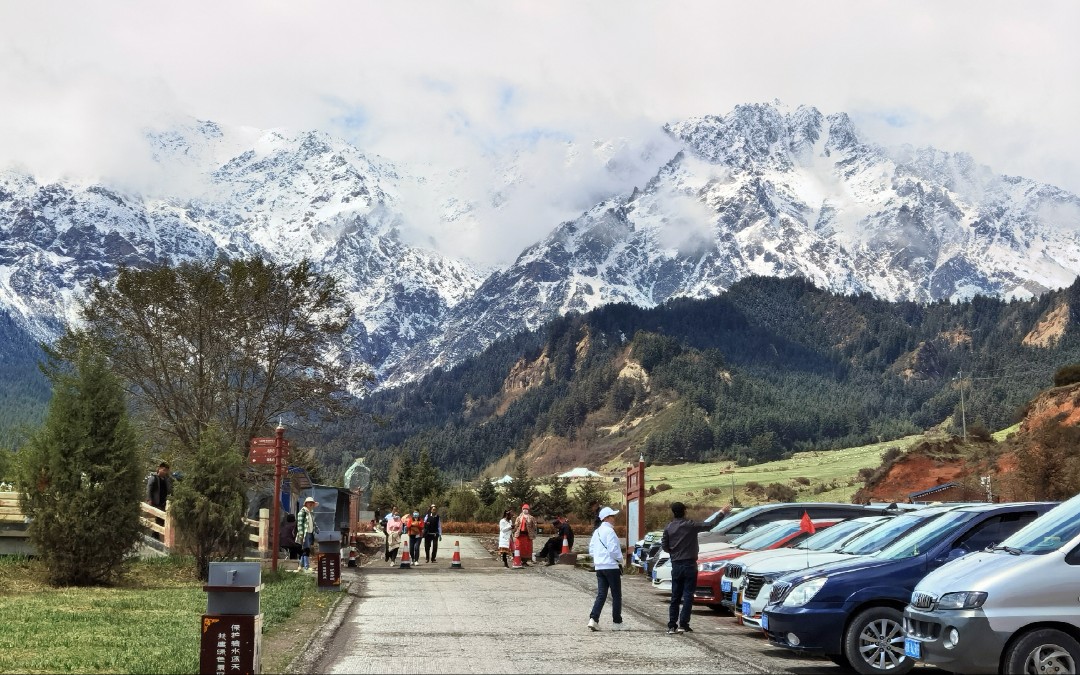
xmin=295 ymin=496 xmax=320 ymax=573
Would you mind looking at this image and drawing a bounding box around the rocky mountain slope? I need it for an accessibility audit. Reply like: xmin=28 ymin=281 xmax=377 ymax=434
xmin=1 ymin=103 xmax=1079 ymax=391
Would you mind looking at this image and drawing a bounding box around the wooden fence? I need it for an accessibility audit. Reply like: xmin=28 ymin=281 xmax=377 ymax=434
xmin=0 ymin=491 xmax=272 ymax=559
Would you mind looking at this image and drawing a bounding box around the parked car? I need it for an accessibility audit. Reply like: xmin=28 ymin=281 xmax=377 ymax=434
xmin=762 ymin=502 xmax=1055 ymax=675
xmin=728 ymin=507 xmax=958 ymax=623
xmin=640 ymin=507 xmax=735 ymax=574
xmin=699 ymin=502 xmax=879 ymax=546
xmin=631 ymin=530 xmax=663 ymax=572
xmin=719 ymin=515 xmax=891 ymax=617
xmin=651 ymin=520 xmax=790 ymax=591
xmin=688 ymin=518 xmax=843 ymax=608
xmin=904 ymin=492 xmax=1080 ymax=674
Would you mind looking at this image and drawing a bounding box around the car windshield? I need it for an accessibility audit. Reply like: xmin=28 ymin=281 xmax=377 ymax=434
xmin=735 ymin=521 xmax=800 ymax=550
xmin=837 ymin=513 xmax=939 ymax=555
xmin=709 ymin=504 xmax=767 ymax=533
xmin=873 ymin=510 xmax=972 ymax=560
xmin=999 ymin=497 xmax=1080 ymax=554
xmin=727 ymin=520 xmax=786 ymax=547
xmin=795 ymin=517 xmax=881 ymax=551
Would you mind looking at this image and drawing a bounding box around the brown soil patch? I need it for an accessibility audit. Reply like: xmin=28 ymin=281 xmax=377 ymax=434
xmin=860 ymin=454 xmax=965 ymax=502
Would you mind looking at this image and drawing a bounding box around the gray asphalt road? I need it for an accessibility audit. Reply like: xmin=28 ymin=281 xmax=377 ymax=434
xmin=313 ymin=536 xmax=845 ymax=674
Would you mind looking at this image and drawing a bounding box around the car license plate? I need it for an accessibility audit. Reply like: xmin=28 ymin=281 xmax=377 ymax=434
xmin=721 ymin=579 xmax=732 ymax=593
xmin=904 ymin=638 xmax=921 ymax=659
xmin=761 ymin=614 xmax=769 ymax=631
xmin=730 ymin=590 xmax=738 ymax=603
xmin=742 ymin=601 xmax=752 ymax=616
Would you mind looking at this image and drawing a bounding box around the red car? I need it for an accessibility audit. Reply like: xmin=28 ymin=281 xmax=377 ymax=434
xmin=692 ymin=518 xmax=842 ymax=609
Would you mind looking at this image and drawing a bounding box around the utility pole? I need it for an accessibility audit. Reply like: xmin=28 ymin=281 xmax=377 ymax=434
xmin=958 ymin=369 xmax=967 ymax=442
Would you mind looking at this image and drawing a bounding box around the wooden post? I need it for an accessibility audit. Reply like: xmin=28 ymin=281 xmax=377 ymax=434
xmin=271 ymin=425 xmax=285 ymax=574
xmin=163 ymin=501 xmax=175 ymax=550
xmin=259 ymin=508 xmax=271 ymax=558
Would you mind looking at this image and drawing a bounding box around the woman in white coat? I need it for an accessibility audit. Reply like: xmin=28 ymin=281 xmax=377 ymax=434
xmin=498 ymin=508 xmax=515 ymax=568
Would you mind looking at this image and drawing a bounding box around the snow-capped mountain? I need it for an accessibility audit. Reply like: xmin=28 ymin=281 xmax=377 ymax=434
xmin=2 ymin=102 xmax=1079 ymax=389
xmin=382 ymin=103 xmax=1080 ymax=384
xmin=0 ymin=119 xmax=484 ymax=378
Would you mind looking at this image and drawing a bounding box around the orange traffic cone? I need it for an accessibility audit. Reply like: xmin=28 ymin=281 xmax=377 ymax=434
xmin=561 ymin=535 xmax=571 ymax=555
xmin=511 ymin=541 xmax=523 ymax=569
xmin=347 ymin=547 xmax=358 ymax=568
xmin=450 ymin=540 xmax=462 ymax=569
xmin=399 ymin=541 xmax=412 ymax=568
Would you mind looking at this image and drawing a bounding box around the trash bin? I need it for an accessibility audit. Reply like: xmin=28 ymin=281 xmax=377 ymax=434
xmin=199 ymin=562 xmax=262 ymax=674
xmin=314 ymin=532 xmax=341 ymax=591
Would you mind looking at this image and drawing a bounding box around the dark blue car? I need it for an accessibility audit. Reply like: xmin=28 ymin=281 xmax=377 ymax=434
xmin=761 ymin=502 xmax=1055 ymax=675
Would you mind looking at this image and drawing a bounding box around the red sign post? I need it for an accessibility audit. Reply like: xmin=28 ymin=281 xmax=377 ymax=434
xmin=625 ymin=455 xmax=646 ymax=569
xmin=249 ymin=427 xmax=289 ymax=573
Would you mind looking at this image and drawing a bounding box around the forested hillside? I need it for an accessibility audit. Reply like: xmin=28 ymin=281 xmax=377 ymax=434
xmin=0 ymin=310 xmax=49 ymax=450
xmin=317 ymin=276 xmax=1080 ymax=483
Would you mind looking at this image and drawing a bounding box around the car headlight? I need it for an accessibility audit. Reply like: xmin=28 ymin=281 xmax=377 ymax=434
xmin=782 ymin=578 xmax=827 ymax=607
xmin=936 ymin=591 xmax=987 ymax=610
xmin=699 ymin=561 xmax=727 ymax=572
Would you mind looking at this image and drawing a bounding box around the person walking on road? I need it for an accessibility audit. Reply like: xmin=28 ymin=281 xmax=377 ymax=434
xmin=588 ymin=506 xmax=625 ymax=631
xmin=498 ymin=508 xmax=515 ymax=568
xmin=407 ymin=511 xmax=424 ymax=563
xmin=423 ymin=504 xmax=442 ymax=563
xmin=385 ymin=513 xmax=402 ymax=566
xmin=660 ymin=501 xmax=724 ymax=634
xmin=514 ymin=504 xmax=537 ymax=566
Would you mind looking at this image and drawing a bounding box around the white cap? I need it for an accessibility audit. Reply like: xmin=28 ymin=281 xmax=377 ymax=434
xmin=598 ymin=506 xmax=619 ymax=520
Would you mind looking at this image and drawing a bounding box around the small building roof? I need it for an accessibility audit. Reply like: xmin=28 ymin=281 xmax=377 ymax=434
xmin=558 ymin=467 xmax=602 ymax=479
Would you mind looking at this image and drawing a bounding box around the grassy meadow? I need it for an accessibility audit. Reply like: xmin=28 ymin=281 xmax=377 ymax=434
xmin=0 ymin=556 xmax=326 ymax=674
xmin=598 ymin=433 xmax=930 ymax=515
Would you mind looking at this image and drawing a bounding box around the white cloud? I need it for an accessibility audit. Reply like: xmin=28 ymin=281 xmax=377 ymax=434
xmin=1 ymin=0 xmax=1077 ymax=265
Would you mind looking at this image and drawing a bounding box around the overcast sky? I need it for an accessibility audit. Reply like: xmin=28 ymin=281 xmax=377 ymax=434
xmin=2 ymin=1 xmax=1078 ymax=265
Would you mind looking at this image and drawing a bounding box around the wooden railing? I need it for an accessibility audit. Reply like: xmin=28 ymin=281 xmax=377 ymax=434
xmin=0 ymin=492 xmax=31 ymax=555
xmin=1 ymin=492 xmax=272 ymax=559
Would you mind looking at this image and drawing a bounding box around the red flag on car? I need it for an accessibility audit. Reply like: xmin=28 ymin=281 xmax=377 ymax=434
xmin=799 ymin=510 xmax=816 ymax=534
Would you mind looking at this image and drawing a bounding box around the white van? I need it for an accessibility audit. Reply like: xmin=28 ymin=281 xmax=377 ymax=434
xmin=903 ymin=494 xmax=1080 ymax=674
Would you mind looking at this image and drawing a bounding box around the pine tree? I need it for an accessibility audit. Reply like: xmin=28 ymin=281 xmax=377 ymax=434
xmin=390 ymin=454 xmax=415 ymax=510
xmin=476 ymin=477 xmax=497 ymax=506
xmin=541 ymin=477 xmax=574 ymax=519
xmin=169 ymin=425 xmax=248 ymax=580
xmin=18 ymin=348 xmax=142 ymax=586
xmin=411 ymin=449 xmax=446 ymax=507
xmin=506 ymin=460 xmax=537 ymax=508
xmin=572 ymin=477 xmax=611 ymax=524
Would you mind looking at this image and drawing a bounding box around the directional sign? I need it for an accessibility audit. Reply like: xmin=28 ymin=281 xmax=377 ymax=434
xmin=250 ymin=454 xmax=276 ymax=465
xmin=250 ymin=437 xmax=278 ymax=447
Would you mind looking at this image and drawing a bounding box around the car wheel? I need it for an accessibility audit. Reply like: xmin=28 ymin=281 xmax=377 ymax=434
xmin=842 ymin=606 xmax=910 ymax=675
xmin=707 ymin=604 xmax=726 ymax=613
xmin=1004 ymin=628 xmax=1080 ymax=675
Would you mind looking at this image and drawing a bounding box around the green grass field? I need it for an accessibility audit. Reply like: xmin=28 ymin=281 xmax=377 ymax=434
xmin=602 ymin=433 xmax=928 ymax=509
xmin=0 ymin=556 xmax=322 ymax=674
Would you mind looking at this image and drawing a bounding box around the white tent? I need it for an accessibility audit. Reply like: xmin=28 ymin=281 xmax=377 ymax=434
xmin=493 ymin=474 xmax=514 ymax=485
xmin=557 ymin=467 xmax=602 ymax=479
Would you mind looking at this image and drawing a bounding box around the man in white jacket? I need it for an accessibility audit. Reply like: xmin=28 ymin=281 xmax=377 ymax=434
xmin=587 ymin=506 xmax=626 ymax=631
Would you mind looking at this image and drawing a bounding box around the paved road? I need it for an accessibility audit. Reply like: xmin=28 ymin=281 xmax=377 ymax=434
xmin=314 ymin=536 xmax=844 ymax=674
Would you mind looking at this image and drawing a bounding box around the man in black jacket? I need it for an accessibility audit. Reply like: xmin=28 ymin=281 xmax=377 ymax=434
xmin=538 ymin=517 xmax=575 ymax=565
xmin=145 ymin=462 xmax=172 ymax=510
xmin=661 ymin=502 xmax=729 ymax=634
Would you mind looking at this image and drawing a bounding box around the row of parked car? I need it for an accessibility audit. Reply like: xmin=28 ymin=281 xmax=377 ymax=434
xmin=630 ymin=495 xmax=1080 ymax=674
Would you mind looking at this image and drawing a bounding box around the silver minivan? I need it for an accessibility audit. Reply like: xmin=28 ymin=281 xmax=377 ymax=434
xmin=903 ymin=493 xmax=1080 ymax=674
